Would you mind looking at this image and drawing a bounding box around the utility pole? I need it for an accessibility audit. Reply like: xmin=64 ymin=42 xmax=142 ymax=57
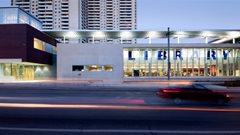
xmin=167 ymin=27 xmax=171 ymax=80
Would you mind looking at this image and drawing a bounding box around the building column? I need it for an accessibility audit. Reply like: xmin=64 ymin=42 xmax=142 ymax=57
xmin=148 ymin=38 xmax=152 ymax=44
xmin=233 ymin=38 xmax=236 ymax=44
xmin=63 ymin=36 xmax=66 ymax=44
xmin=221 ymin=49 xmax=224 ymax=76
xmin=205 ymin=37 xmax=208 ymax=44
xmin=227 ymin=50 xmax=230 ymax=76
xmin=192 ymin=49 xmax=194 ymax=77
xmin=92 ymin=36 xmax=95 ymax=44
xmin=204 ymin=48 xmax=207 ymax=77
xmin=198 ymin=49 xmax=200 ymax=77
xmin=216 ymin=49 xmax=219 ymax=76
xmin=233 ymin=49 xmax=236 ymax=76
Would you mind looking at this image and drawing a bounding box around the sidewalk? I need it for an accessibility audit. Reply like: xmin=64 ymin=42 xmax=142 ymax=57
xmin=0 ymin=80 xmax=239 ymax=102
xmin=0 ymin=80 xmax=239 ymax=91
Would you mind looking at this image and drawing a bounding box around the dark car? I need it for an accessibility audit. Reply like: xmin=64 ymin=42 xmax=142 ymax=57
xmin=156 ymin=84 xmax=231 ymax=105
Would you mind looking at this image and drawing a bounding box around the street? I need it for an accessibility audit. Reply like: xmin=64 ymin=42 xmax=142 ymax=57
xmin=0 ymin=85 xmax=239 ymax=135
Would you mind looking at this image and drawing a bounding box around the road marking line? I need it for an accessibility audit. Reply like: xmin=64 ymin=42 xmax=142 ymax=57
xmin=0 ymin=103 xmax=240 ymax=112
xmin=0 ymin=127 xmax=239 ymax=134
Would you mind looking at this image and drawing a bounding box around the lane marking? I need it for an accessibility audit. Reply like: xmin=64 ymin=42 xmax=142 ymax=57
xmin=0 ymin=127 xmax=239 ymax=134
xmin=0 ymin=103 xmax=240 ymax=112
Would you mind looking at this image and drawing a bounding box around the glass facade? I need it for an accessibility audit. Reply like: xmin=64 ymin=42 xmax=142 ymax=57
xmin=0 ymin=7 xmax=42 ymax=30
xmin=124 ymin=47 xmax=240 ymax=78
xmin=0 ymin=63 xmax=52 ymax=80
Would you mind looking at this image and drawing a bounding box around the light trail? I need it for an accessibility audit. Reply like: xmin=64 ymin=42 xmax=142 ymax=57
xmin=0 ymin=103 xmax=240 ymax=112
xmin=0 ymin=127 xmax=239 ymax=134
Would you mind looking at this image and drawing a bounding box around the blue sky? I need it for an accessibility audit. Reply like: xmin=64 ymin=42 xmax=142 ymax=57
xmin=1 ymin=0 xmax=240 ymax=30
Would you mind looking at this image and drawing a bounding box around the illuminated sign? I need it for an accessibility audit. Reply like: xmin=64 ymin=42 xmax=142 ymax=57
xmin=128 ymin=50 xmax=229 ymax=60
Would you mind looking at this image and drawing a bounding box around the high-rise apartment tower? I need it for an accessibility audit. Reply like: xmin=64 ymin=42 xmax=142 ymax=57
xmin=12 ymin=0 xmax=136 ymax=30
xmin=12 ymin=0 xmax=137 ymax=43
xmin=11 ymin=0 xmax=81 ymax=30
xmin=81 ymin=0 xmax=136 ymax=30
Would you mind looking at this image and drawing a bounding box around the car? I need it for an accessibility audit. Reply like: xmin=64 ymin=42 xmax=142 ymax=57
xmin=156 ymin=84 xmax=231 ymax=105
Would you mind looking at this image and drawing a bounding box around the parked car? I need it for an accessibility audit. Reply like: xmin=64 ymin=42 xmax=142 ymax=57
xmin=156 ymin=84 xmax=231 ymax=105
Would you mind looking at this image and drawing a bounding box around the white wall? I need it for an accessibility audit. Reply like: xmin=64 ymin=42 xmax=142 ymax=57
xmin=69 ymin=0 xmax=80 ymax=30
xmin=57 ymin=44 xmax=123 ymax=82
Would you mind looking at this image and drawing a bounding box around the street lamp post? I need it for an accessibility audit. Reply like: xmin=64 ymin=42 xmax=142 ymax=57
xmin=167 ymin=27 xmax=170 ymax=80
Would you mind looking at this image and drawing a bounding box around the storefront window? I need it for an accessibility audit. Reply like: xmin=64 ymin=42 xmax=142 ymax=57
xmin=0 ymin=62 xmax=53 ymax=80
xmin=123 ymin=47 xmax=240 ymax=78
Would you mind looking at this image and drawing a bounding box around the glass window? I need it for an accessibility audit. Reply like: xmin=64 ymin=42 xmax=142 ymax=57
xmin=34 ymin=38 xmax=56 ymax=54
xmin=193 ymin=84 xmax=207 ymax=90
xmin=19 ymin=10 xmax=29 ymax=24
xmin=0 ymin=8 xmax=42 ymax=30
xmin=86 ymin=65 xmax=102 ymax=71
xmin=1 ymin=8 xmax=17 ymax=24
xmin=3 ymin=63 xmax=11 ymax=76
xmin=72 ymin=65 xmax=84 ymax=71
xmin=104 ymin=65 xmax=113 ymax=71
xmin=45 ymin=43 xmax=54 ymax=54
xmin=30 ymin=18 xmax=42 ymax=30
xmin=34 ymin=38 xmax=44 ymax=51
xmin=180 ymin=85 xmax=194 ymax=90
xmin=204 ymin=84 xmax=227 ymax=90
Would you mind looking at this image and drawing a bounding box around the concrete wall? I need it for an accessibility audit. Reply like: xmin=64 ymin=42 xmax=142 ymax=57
xmin=57 ymin=44 xmax=123 ymax=82
xmin=69 ymin=0 xmax=80 ymax=30
xmin=57 ymin=43 xmax=240 ymax=82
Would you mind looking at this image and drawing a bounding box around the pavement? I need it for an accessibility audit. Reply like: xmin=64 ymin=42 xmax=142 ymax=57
xmin=0 ymin=80 xmax=239 ymax=100
xmin=0 ymin=79 xmax=239 ymax=90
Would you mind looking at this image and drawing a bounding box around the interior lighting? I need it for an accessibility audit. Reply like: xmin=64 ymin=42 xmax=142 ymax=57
xmin=93 ymin=31 xmax=105 ymax=39
xmin=147 ymin=31 xmax=159 ymax=39
xmin=35 ymin=66 xmax=42 ymax=73
xmin=43 ymin=67 xmax=49 ymax=72
xmin=66 ymin=31 xmax=78 ymax=38
xmin=175 ymin=31 xmax=188 ymax=38
xmin=200 ymin=31 xmax=215 ymax=38
xmin=227 ymin=31 xmax=240 ymax=38
xmin=120 ymin=31 xmax=133 ymax=39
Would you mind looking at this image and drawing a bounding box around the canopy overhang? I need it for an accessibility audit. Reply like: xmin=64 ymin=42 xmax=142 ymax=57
xmin=42 ymin=30 xmax=240 ymax=39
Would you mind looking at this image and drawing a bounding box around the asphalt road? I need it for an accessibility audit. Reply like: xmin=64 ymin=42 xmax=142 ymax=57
xmin=0 ymin=85 xmax=239 ymax=135
xmin=0 ymin=107 xmax=240 ymax=135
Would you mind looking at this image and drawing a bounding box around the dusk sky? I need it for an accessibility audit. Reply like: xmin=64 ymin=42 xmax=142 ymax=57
xmin=1 ymin=0 xmax=240 ymax=30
